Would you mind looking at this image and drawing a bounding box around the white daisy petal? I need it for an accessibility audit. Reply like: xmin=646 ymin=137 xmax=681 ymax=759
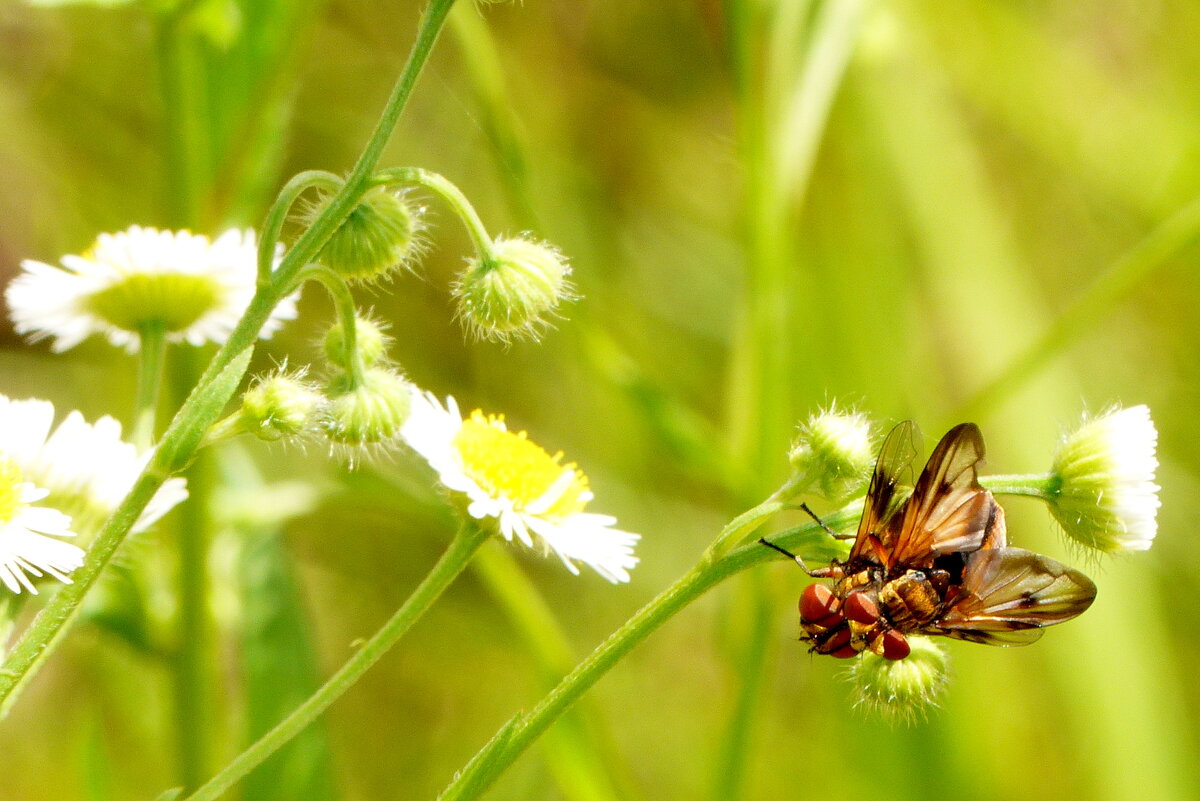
xmin=400 ymin=393 xmax=640 ymax=583
xmin=7 ymin=225 xmax=297 ymax=353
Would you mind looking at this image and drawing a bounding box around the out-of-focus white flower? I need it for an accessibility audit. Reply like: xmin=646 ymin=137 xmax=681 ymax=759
xmin=401 ymin=392 xmax=638 ymax=583
xmin=6 ymin=226 xmax=297 ymax=352
xmin=0 ymin=456 xmax=82 ymax=594
xmin=1048 ymin=405 xmax=1160 ymax=553
xmin=0 ymin=395 xmax=188 ymax=541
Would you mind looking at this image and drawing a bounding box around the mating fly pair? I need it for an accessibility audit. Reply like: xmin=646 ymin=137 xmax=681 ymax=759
xmin=763 ymin=422 xmax=1097 ymax=661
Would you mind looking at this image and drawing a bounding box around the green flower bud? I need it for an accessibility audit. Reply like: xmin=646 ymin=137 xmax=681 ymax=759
xmin=323 ymin=314 xmax=391 ymax=371
xmin=322 ymin=368 xmax=413 ymax=451
xmin=309 ymin=187 xmax=423 ymax=283
xmin=453 ymin=236 xmax=573 ymax=342
xmin=847 ymin=635 xmax=949 ymax=722
xmin=240 ymin=372 xmax=324 ymax=442
xmin=788 ymin=407 xmax=875 ymax=501
xmin=1047 ymin=404 xmax=1160 ymax=553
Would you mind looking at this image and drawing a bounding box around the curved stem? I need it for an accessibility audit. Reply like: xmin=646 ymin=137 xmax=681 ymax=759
xmin=133 ymin=322 xmax=168 ymax=450
xmin=372 ymin=166 xmax=494 ymax=255
xmin=297 ymin=265 xmax=367 ymax=385
xmin=181 ymin=523 xmax=491 ymax=801
xmin=435 ymin=505 xmax=858 ymax=801
xmin=257 ymin=170 xmax=344 ymax=285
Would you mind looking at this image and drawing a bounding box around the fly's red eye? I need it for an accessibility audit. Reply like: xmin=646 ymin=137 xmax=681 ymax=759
xmin=800 ymin=583 xmax=842 ymax=627
xmin=880 ymin=629 xmax=910 ymax=660
xmin=822 ymin=627 xmax=857 ymax=658
xmin=842 ymin=591 xmax=880 ymax=625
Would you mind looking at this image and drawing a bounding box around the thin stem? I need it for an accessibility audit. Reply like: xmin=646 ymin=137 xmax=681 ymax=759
xmin=371 ymin=166 xmax=493 ymax=255
xmin=257 ymin=170 xmax=344 ymax=285
xmin=436 ymin=505 xmax=858 ymax=801
xmin=297 ymin=266 xmax=367 ymax=385
xmin=181 ymin=523 xmax=491 ymax=801
xmin=0 ymin=0 xmax=459 ymax=715
xmin=703 ymin=491 xmax=790 ymax=559
xmin=133 ymin=322 xmax=168 ymax=450
xmin=980 ymin=472 xmax=1058 ymax=499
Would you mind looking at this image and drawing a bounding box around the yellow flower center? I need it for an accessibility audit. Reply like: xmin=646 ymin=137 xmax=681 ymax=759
xmin=452 ymin=410 xmax=590 ymax=518
xmin=0 ymin=457 xmax=27 ymax=525
xmin=87 ymin=272 xmax=222 ymax=334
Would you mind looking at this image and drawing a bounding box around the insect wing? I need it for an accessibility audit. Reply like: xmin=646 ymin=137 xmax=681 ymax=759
xmin=886 ymin=423 xmax=999 ymax=568
xmin=933 ymin=547 xmax=1097 ymax=646
xmin=848 ymin=420 xmax=919 ymax=564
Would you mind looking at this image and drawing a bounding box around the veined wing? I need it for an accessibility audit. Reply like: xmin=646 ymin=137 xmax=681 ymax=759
xmin=886 ymin=423 xmax=999 ymax=569
xmin=848 ymin=420 xmax=919 ymax=564
xmin=932 ymin=547 xmax=1097 ymax=646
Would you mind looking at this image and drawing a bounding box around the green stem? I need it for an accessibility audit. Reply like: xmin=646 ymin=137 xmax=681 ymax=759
xmin=133 ymin=322 xmax=168 ymax=450
xmin=372 ymin=167 xmax=493 ymax=255
xmin=181 ymin=523 xmax=491 ymax=801
xmin=435 ymin=505 xmax=858 ymax=801
xmin=297 ymin=266 xmax=367 ymax=385
xmin=0 ymin=0 xmax=459 ymax=716
xmin=979 ymin=472 xmax=1058 ymax=499
xmin=156 ymin=10 xmax=208 ymax=227
xmin=257 ymin=171 xmax=344 ymax=285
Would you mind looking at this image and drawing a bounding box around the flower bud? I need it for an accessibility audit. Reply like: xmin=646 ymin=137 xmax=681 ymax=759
xmin=847 ymin=635 xmax=948 ymax=722
xmin=309 ymin=187 xmax=423 ymax=283
xmin=788 ymin=407 xmax=875 ymax=500
xmin=240 ymin=372 xmax=324 ymax=442
xmin=321 ymin=368 xmax=413 ymax=451
xmin=323 ymin=314 xmax=391 ymax=371
xmin=453 ymin=236 xmax=573 ymax=342
xmin=1047 ymin=404 xmax=1160 ymax=553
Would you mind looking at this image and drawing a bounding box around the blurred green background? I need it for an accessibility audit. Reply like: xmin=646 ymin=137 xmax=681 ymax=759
xmin=1 ymin=0 xmax=1198 ymax=799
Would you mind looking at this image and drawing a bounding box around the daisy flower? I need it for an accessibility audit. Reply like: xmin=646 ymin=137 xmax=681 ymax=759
xmin=401 ymin=392 xmax=639 ymax=583
xmin=1047 ymin=404 xmax=1160 ymax=553
xmin=0 ymin=394 xmax=188 ymax=556
xmin=0 ymin=457 xmax=83 ymax=594
xmin=6 ymin=225 xmax=298 ymax=353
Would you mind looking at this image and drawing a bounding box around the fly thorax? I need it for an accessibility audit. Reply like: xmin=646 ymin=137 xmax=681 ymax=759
xmin=879 ymin=570 xmax=942 ymax=630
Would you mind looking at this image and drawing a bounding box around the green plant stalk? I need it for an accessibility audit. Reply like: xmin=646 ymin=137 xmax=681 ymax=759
xmin=979 ymin=473 xmax=1058 ymax=499
xmin=372 ymin=167 xmax=494 ymax=255
xmin=0 ymin=0 xmax=460 ymax=715
xmin=299 ymin=266 xmax=368 ymax=385
xmin=436 ymin=505 xmax=859 ymax=801
xmin=156 ymin=10 xmax=209 ymax=228
xmin=181 ymin=523 xmax=491 ymax=801
xmin=257 ymin=170 xmax=344 ymax=284
xmin=133 ymin=322 xmax=169 ymax=450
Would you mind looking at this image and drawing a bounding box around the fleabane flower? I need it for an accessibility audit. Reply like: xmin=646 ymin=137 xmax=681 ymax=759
xmin=7 ymin=225 xmax=298 ymax=352
xmin=401 ymin=393 xmax=638 ymax=583
xmin=1047 ymin=404 xmax=1161 ymax=553
xmin=0 ymin=395 xmax=188 ymax=542
xmin=0 ymin=457 xmax=83 ymax=594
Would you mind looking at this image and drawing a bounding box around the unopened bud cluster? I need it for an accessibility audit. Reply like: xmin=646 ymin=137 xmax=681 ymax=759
xmin=454 ymin=236 xmax=573 ymax=343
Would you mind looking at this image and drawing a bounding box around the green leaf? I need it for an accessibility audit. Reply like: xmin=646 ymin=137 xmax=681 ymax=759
xmin=238 ymin=527 xmax=337 ymax=801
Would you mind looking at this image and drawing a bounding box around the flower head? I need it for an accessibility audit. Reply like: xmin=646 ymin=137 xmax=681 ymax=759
xmin=321 ymin=368 xmax=414 ymax=455
xmin=0 ymin=395 xmax=188 ymax=540
xmin=788 ymin=406 xmax=875 ymax=501
xmin=306 ymin=187 xmax=424 ymax=283
xmin=7 ymin=226 xmax=297 ymax=352
xmin=323 ymin=314 xmax=392 ymax=371
xmin=240 ymin=370 xmax=325 ymax=442
xmin=401 ymin=393 xmax=638 ymax=583
xmin=0 ymin=456 xmax=83 ymax=594
xmin=846 ymin=635 xmax=949 ymax=722
xmin=1048 ymin=405 xmax=1160 ymax=553
xmin=453 ymin=236 xmax=573 ymax=343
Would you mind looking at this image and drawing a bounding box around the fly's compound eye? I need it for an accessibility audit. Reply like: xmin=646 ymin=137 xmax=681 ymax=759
xmin=842 ymin=591 xmax=881 ymax=625
xmin=878 ymin=629 xmax=910 ymax=660
xmin=800 ymin=583 xmax=843 ymax=628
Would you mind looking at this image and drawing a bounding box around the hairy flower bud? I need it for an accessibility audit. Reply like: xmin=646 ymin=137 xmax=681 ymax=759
xmin=240 ymin=372 xmax=324 ymax=442
xmin=308 ymin=187 xmax=423 ymax=283
xmin=453 ymin=237 xmax=573 ymax=342
xmin=847 ymin=635 xmax=948 ymax=722
xmin=321 ymin=368 xmax=413 ymax=451
xmin=1047 ymin=405 xmax=1160 ymax=553
xmin=788 ymin=407 xmax=875 ymax=501
xmin=323 ymin=314 xmax=391 ymax=371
